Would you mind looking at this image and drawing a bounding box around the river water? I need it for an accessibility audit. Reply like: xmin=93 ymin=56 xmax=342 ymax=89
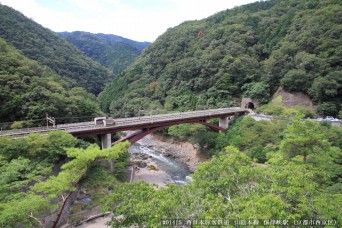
xmin=129 ymin=142 xmax=191 ymax=184
xmin=74 ymin=137 xmax=193 ymax=227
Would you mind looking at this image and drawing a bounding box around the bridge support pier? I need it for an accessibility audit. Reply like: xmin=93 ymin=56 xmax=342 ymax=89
xmin=219 ymin=117 xmax=229 ymax=129
xmin=101 ymin=133 xmax=112 ymax=149
xmin=101 ymin=133 xmax=114 ymax=172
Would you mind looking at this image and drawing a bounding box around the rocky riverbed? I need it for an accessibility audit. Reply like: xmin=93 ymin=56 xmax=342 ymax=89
xmin=67 ymin=134 xmax=206 ymax=227
xmin=128 ymin=134 xmax=208 ymax=187
xmin=138 ymin=134 xmax=208 ymax=172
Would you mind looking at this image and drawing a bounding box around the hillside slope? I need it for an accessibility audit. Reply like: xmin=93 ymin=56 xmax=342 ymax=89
xmin=99 ymin=0 xmax=341 ymax=116
xmin=59 ymin=32 xmax=150 ymax=75
xmin=0 ymin=38 xmax=102 ymax=125
xmin=0 ymin=4 xmax=112 ymax=95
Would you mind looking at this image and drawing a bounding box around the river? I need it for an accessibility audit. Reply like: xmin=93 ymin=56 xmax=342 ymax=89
xmin=74 ymin=135 xmax=202 ymax=227
xmin=129 ymin=137 xmax=192 ymax=186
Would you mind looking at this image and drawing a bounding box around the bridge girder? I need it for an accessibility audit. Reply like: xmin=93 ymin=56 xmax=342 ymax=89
xmin=112 ymin=120 xmax=227 ymax=146
xmin=0 ymin=108 xmax=249 ymax=140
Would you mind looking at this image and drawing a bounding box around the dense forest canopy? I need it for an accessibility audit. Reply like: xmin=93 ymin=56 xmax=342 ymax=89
xmin=0 ymin=4 xmax=113 ymax=95
xmin=99 ymin=0 xmax=341 ymax=117
xmin=106 ymin=116 xmax=342 ymax=226
xmin=0 ymin=38 xmax=102 ymax=126
xmin=59 ymin=32 xmax=150 ymax=76
xmin=0 ymin=0 xmax=341 ymax=226
xmin=1 ymin=114 xmax=341 ymax=227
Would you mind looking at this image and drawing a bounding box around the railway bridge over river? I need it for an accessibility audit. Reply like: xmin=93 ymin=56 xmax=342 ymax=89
xmin=0 ymin=108 xmax=249 ymax=148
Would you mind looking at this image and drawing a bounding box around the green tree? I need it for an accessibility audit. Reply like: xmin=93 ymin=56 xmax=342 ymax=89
xmin=242 ymin=82 xmax=270 ymax=104
xmin=317 ymin=102 xmax=338 ymax=117
xmin=0 ymin=38 xmax=102 ymax=124
xmin=46 ymin=130 xmax=77 ymax=157
xmin=309 ymin=73 xmax=341 ymax=102
xmin=104 ymin=123 xmax=342 ymax=226
xmin=0 ymin=128 xmax=130 ymax=228
xmin=280 ymin=119 xmax=330 ymax=162
xmin=280 ymin=69 xmax=310 ymax=92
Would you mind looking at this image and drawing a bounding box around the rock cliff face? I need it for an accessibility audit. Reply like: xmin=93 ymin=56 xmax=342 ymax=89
xmin=273 ymin=87 xmax=314 ymax=108
xmin=142 ymin=134 xmax=208 ymax=173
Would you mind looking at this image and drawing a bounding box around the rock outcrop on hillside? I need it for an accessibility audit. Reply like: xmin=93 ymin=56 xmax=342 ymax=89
xmin=273 ymin=87 xmax=314 ymax=108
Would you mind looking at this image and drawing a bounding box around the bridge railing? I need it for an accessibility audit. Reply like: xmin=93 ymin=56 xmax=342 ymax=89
xmin=57 ymin=121 xmax=94 ymax=128
xmin=1 ymin=108 xmax=249 ymax=137
xmin=112 ymin=108 xmax=246 ymax=126
xmin=0 ymin=126 xmax=54 ymax=136
xmin=75 ymin=108 xmax=237 ymax=129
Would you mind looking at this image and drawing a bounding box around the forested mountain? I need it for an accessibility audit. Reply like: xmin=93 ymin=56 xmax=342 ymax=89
xmin=0 ymin=38 xmax=102 ymax=125
xmin=99 ymin=0 xmax=341 ymax=117
xmin=104 ymin=117 xmax=342 ymax=227
xmin=1 ymin=0 xmax=341 ymax=226
xmin=59 ymin=31 xmax=150 ymax=75
xmin=0 ymin=4 xmax=112 ymax=95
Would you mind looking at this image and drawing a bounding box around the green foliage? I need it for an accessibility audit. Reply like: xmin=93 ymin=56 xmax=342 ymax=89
xmin=309 ymin=71 xmax=342 ymax=103
xmin=1 ymin=0 xmax=342 ymax=224
xmin=280 ymin=119 xmax=330 ymax=162
xmin=104 ymin=182 xmax=159 ymax=226
xmin=68 ymin=165 xmax=121 ymax=223
xmin=46 ymin=130 xmax=78 ymax=156
xmin=32 ymin=142 xmax=129 ymax=198
xmin=0 ymin=194 xmax=50 ymax=228
xmin=0 ymin=4 xmax=112 ymax=94
xmin=105 ymin=137 xmax=342 ymax=226
xmin=0 ymin=131 xmax=79 ymax=205
xmin=257 ymin=96 xmax=314 ymax=117
xmin=242 ymin=82 xmax=270 ymax=104
xmin=192 ymin=130 xmax=218 ymax=155
xmin=292 ymin=105 xmax=315 ymax=118
xmin=81 ymin=165 xmax=120 ymax=191
xmin=166 ymin=123 xmax=222 ymax=156
xmin=0 ymin=157 xmax=51 ymax=196
xmin=0 ymin=38 xmax=103 ymax=124
xmin=224 ymin=116 xmax=285 ymax=162
xmin=0 ymin=131 xmax=76 ymax=162
xmin=0 ymin=132 xmax=130 ymax=227
xmin=59 ymin=31 xmax=150 ymax=75
xmin=10 ymin=121 xmax=25 ymax=129
xmin=317 ymin=102 xmax=339 ymax=116
xmin=98 ymin=0 xmax=341 ymax=117
xmin=280 ymin=69 xmax=310 ymax=92
xmin=112 ymin=149 xmax=130 ymax=181
xmin=167 ymin=124 xmax=205 ymax=141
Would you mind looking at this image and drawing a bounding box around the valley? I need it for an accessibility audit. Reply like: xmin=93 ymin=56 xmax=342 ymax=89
xmin=0 ymin=0 xmax=341 ymax=227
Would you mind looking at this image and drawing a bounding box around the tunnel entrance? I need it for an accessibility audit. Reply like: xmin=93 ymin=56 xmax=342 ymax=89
xmin=245 ymin=102 xmax=255 ymax=109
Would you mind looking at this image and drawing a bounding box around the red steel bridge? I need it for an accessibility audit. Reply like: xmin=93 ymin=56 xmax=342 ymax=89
xmin=0 ymin=108 xmax=249 ymax=148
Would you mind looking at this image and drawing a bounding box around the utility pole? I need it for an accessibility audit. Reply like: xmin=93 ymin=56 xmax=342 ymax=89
xmin=46 ymin=114 xmax=56 ymax=128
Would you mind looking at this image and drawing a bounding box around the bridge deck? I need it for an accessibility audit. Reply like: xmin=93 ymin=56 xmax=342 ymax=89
xmin=0 ymin=108 xmax=248 ymax=138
